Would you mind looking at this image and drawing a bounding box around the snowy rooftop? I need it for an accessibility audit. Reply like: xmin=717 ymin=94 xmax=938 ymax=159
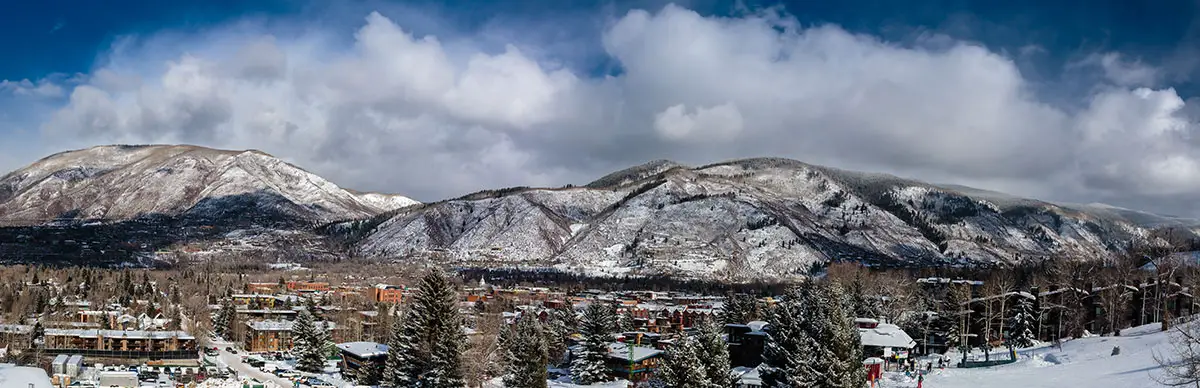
xmin=44 ymin=329 xmax=194 ymax=340
xmin=236 ymin=309 xmax=297 ymax=314
xmin=0 ymin=363 xmax=52 ymax=388
xmin=605 ymin=342 xmax=662 ymax=362
xmin=858 ymin=323 xmax=915 ymax=349
xmin=246 ymin=320 xmax=335 ymax=331
xmin=230 ymin=293 xmax=275 ymax=299
xmin=336 ymin=341 xmax=388 ymax=358
xmin=917 ymin=277 xmax=984 ymax=286
xmin=733 ymin=366 xmax=762 ymax=386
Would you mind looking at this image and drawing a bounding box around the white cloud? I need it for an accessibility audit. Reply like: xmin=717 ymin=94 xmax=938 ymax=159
xmin=1074 ymin=52 xmax=1161 ymax=87
xmin=3 ymin=4 xmax=1200 ymax=216
xmin=653 ymin=103 xmax=743 ymax=141
xmin=0 ymin=78 xmax=65 ymax=98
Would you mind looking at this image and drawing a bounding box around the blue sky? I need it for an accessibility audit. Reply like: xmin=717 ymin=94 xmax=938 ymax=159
xmin=4 ymin=0 xmax=1200 ymax=216
xmin=6 ymin=0 xmax=1198 ymax=89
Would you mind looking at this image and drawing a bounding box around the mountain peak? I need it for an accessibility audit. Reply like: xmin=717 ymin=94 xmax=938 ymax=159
xmin=585 ymin=159 xmax=686 ymax=188
xmin=0 ymin=144 xmax=416 ymax=226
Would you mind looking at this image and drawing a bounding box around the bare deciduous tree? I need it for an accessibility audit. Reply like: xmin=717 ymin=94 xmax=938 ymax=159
xmin=1154 ymin=318 xmax=1200 ymax=387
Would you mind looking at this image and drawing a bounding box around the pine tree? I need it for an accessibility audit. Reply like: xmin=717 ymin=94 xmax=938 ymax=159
xmin=572 ymin=303 xmax=615 ymax=384
xmin=1005 ymin=296 xmax=1036 ymax=349
xmin=546 ymin=304 xmax=577 ymax=366
xmin=696 ymin=318 xmax=732 ymax=388
xmin=380 ymin=269 xmax=466 ymax=388
xmin=722 ymin=293 xmax=761 ymax=325
xmin=293 ymin=309 xmax=325 ymax=373
xmin=503 ymin=313 xmax=549 ymax=388
xmin=349 ymin=359 xmax=384 ymax=386
xmin=658 ymin=336 xmax=707 ymax=388
xmin=316 ymin=320 xmax=335 ymax=358
xmin=823 ymin=283 xmax=868 ymax=388
xmin=615 ymin=311 xmax=634 ymax=332
xmin=761 ymin=282 xmax=866 ymax=388
xmin=213 ymin=298 xmax=236 ymax=340
xmin=382 ymin=312 xmax=419 ymax=387
xmin=848 ymin=276 xmax=881 ymax=319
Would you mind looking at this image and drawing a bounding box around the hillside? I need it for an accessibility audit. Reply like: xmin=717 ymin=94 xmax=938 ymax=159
xmin=0 ymin=144 xmax=417 ymax=225
xmin=334 ymin=158 xmax=1188 ymax=280
xmin=2 ymin=147 xmax=1194 ymax=274
xmin=0 ymin=145 xmax=417 ymax=265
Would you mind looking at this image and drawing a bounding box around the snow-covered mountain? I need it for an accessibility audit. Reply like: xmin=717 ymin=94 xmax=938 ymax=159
xmin=335 ymin=158 xmax=1190 ymax=280
xmin=0 ymin=145 xmax=417 ymax=226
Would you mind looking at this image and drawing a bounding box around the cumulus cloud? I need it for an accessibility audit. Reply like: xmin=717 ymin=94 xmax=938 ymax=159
xmin=4 ymin=4 xmax=1200 ymax=216
xmin=654 ymin=103 xmax=744 ymax=141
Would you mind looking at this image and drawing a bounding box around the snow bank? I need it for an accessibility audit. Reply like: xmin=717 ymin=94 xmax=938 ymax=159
xmin=877 ymin=322 xmax=1175 ymax=387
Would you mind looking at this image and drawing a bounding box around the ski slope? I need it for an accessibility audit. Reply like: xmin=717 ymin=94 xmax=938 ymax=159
xmin=879 ymin=322 xmax=1176 ymax=387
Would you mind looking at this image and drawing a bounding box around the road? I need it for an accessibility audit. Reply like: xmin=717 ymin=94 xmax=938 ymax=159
xmin=212 ymin=341 xmax=295 ymax=388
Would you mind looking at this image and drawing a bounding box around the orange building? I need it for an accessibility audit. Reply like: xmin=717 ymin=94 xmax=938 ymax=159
xmin=287 ymin=281 xmax=330 ymax=292
xmin=369 ymin=285 xmax=405 ymax=304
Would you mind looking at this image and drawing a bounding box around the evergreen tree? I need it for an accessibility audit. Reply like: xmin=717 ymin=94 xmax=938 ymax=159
xmin=503 ymin=313 xmax=549 ymax=388
xmin=696 ymin=318 xmax=733 ymax=388
xmin=350 ymin=359 xmax=384 ymax=386
xmin=380 ymin=269 xmax=466 ymax=388
xmin=761 ymin=282 xmax=866 ymax=388
xmin=722 ymin=294 xmax=761 ymax=325
xmin=572 ymin=303 xmax=615 ymax=384
xmin=658 ymin=336 xmax=707 ymax=388
xmin=382 ymin=311 xmax=419 ymax=387
xmin=213 ymin=298 xmax=236 ymax=340
xmin=293 ymin=309 xmax=325 ymax=373
xmin=316 ymin=320 xmax=335 ymax=358
xmin=615 ymin=311 xmax=634 ymax=332
xmin=546 ymin=304 xmax=577 ymax=366
xmin=1005 ymin=296 xmax=1036 ymax=349
xmin=848 ymin=276 xmax=881 ymax=319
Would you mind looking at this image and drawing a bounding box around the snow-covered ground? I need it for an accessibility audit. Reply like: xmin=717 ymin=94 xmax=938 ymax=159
xmin=878 ymin=322 xmax=1174 ymax=387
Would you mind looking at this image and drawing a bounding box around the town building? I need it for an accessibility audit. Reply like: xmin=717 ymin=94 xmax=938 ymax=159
xmin=336 ymin=341 xmax=388 ymax=379
xmin=231 ymin=294 xmax=283 ymax=308
xmin=287 ymin=281 xmax=330 ymax=292
xmin=246 ymin=282 xmax=281 ymax=294
xmin=604 ymin=342 xmax=662 ymax=382
xmin=856 ymin=318 xmax=916 ymax=368
xmin=243 ymin=320 xmax=337 ymax=352
xmin=236 ymin=308 xmax=298 ymax=322
xmin=570 ymin=342 xmax=662 ymax=382
xmin=0 ymin=324 xmax=33 ymax=350
xmin=369 ymin=284 xmax=405 ymax=304
xmin=42 ymin=329 xmax=196 ymax=358
xmin=726 ymin=321 xmax=769 ymax=367
xmin=0 ymin=363 xmax=53 ymax=388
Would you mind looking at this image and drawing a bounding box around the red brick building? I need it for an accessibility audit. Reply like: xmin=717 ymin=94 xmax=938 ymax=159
xmin=369 ymin=285 xmax=405 ymax=304
xmin=287 ymin=281 xmax=330 ymax=292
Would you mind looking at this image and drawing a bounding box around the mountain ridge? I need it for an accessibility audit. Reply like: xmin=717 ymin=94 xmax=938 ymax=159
xmin=2 ymin=146 xmax=1196 ymax=277
xmin=332 ymin=157 xmax=1197 ymax=279
xmin=0 ymin=144 xmax=417 ymax=226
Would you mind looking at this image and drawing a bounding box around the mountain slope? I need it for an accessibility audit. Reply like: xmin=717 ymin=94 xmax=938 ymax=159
xmin=339 ymin=157 xmax=1171 ymax=280
xmin=0 ymin=145 xmax=417 ymax=226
